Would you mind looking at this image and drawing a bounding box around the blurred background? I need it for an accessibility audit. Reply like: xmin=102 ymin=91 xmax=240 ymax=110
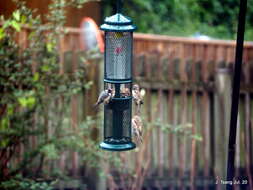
xmin=2 ymin=0 xmax=253 ymax=40
xmin=1 ymin=0 xmax=253 ymax=190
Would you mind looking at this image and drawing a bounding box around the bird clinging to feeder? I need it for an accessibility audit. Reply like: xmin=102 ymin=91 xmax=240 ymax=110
xmin=132 ymin=84 xmax=144 ymax=105
xmin=132 ymin=115 xmax=143 ymax=144
xmin=132 ymin=84 xmax=144 ymax=114
xmin=94 ymin=88 xmax=112 ymax=108
xmin=121 ymin=87 xmax=131 ymax=97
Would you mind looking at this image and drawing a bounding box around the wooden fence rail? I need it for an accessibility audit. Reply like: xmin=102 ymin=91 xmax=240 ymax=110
xmin=131 ymin=33 xmax=253 ymax=190
xmin=10 ymin=28 xmax=253 ymax=189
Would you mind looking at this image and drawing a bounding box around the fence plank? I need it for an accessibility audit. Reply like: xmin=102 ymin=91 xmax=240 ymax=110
xmin=168 ymin=89 xmax=174 ymax=189
xmin=214 ymin=67 xmax=232 ymax=190
xmin=157 ymin=89 xmax=163 ymax=178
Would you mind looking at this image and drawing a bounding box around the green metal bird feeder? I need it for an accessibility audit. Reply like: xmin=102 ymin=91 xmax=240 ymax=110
xmin=99 ymin=0 xmax=136 ymax=151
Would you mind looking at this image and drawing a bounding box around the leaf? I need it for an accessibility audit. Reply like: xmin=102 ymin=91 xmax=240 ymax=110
xmin=18 ymin=94 xmax=36 ymax=108
xmin=7 ymin=105 xmax=14 ymax=116
xmin=27 ymin=96 xmax=36 ymax=107
xmin=13 ymin=10 xmax=20 ymax=21
xmin=40 ymin=144 xmax=59 ymax=160
xmin=0 ymin=118 xmax=9 ymax=130
xmin=0 ymin=140 xmax=9 ymax=148
xmin=192 ymin=134 xmax=203 ymax=141
xmin=33 ymin=72 xmax=39 ymax=82
xmin=0 ymin=118 xmax=10 ymax=148
xmin=41 ymin=64 xmax=50 ymax=72
xmin=11 ymin=20 xmax=21 ymax=32
xmin=46 ymin=42 xmax=53 ymax=52
xmin=84 ymin=81 xmax=93 ymax=89
xmin=184 ymin=123 xmax=193 ymax=128
xmin=80 ymin=56 xmax=87 ymax=63
xmin=0 ymin=28 xmax=5 ymax=40
xmin=21 ymin=15 xmax=27 ymax=24
xmin=18 ymin=97 xmax=28 ymax=107
xmin=3 ymin=21 xmax=10 ymax=29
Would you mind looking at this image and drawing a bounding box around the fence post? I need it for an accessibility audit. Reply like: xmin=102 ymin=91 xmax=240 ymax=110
xmin=214 ymin=67 xmax=232 ymax=189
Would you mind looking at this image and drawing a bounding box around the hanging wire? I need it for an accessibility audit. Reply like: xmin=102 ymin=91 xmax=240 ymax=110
xmin=117 ymin=0 xmax=123 ymax=13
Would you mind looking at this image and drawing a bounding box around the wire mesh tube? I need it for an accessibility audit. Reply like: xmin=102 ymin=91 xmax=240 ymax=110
xmin=105 ymin=32 xmax=132 ymax=80
xmin=104 ymin=96 xmax=132 ymax=143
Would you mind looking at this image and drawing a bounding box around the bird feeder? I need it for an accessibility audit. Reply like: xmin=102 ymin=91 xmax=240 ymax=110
xmin=99 ymin=2 xmax=136 ymax=151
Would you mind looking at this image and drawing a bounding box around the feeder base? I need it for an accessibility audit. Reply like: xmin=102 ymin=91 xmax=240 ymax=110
xmin=99 ymin=142 xmax=136 ymax=151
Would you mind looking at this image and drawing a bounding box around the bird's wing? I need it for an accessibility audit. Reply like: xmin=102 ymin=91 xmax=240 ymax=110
xmin=100 ymin=91 xmax=109 ymax=99
xmin=132 ymin=119 xmax=137 ymax=132
xmin=104 ymin=94 xmax=111 ymax=104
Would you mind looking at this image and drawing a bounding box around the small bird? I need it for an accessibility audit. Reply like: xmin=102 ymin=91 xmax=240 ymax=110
xmin=132 ymin=84 xmax=144 ymax=105
xmin=94 ymin=88 xmax=112 ymax=108
xmin=111 ymin=88 xmax=115 ymax=98
xmin=121 ymin=87 xmax=130 ymax=97
xmin=132 ymin=115 xmax=143 ymax=144
xmin=132 ymin=84 xmax=144 ymax=113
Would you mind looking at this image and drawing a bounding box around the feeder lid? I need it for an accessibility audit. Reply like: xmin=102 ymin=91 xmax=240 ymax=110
xmin=100 ymin=13 xmax=136 ymax=32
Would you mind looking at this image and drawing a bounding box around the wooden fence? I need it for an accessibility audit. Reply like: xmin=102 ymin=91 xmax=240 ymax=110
xmin=10 ymin=28 xmax=253 ymax=189
xmin=130 ymin=33 xmax=253 ymax=190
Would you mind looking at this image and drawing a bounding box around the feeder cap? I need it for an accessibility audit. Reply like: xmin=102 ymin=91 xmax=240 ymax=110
xmin=100 ymin=13 xmax=136 ymax=32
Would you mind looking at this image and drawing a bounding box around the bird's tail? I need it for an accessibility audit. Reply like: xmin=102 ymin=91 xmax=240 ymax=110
xmin=93 ymin=102 xmax=98 ymax=108
xmin=135 ymin=131 xmax=143 ymax=144
xmin=138 ymin=136 xmax=143 ymax=144
xmin=93 ymin=102 xmax=100 ymax=110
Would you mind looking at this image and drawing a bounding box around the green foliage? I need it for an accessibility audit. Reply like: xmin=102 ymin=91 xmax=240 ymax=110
xmin=0 ymin=175 xmax=56 ymax=190
xmin=148 ymin=118 xmax=202 ymax=142
xmin=0 ymin=0 xmax=103 ymax=189
xmin=103 ymin=0 xmax=253 ymax=40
